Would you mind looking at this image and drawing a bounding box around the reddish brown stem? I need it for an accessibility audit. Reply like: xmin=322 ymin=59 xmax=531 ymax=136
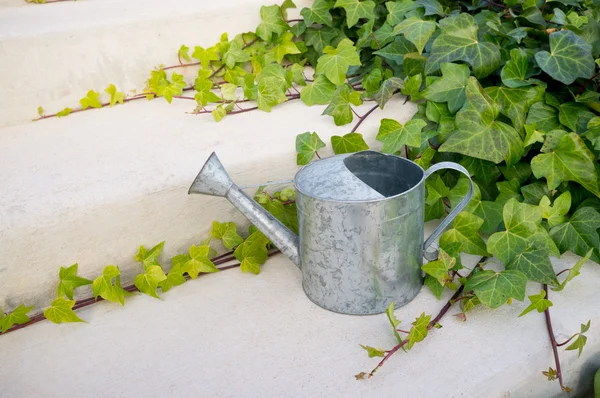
xmin=575 ymin=72 xmax=600 ymax=96
xmin=556 ymin=268 xmax=571 ymax=277
xmin=350 ymin=104 xmax=379 ymax=133
xmin=543 ymin=284 xmax=567 ymax=391
xmin=164 ymin=62 xmax=200 ymax=71
xmin=556 ymin=335 xmax=577 ymax=347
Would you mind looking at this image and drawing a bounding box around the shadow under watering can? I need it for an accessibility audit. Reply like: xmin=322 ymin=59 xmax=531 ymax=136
xmin=189 ymin=150 xmax=473 ymax=315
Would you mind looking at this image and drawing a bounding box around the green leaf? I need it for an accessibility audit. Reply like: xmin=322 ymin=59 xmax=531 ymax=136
xmin=501 ymin=48 xmax=538 ymax=88
xmin=393 ymin=16 xmax=437 ymax=55
xmin=183 ymin=245 xmax=219 ymax=279
xmin=374 ymin=36 xmax=417 ymax=64
xmin=407 ymin=313 xmax=431 ymax=349
xmin=234 ymin=231 xmax=270 ymax=274
xmin=56 ymin=107 xmax=72 ymax=118
xmin=57 ymin=263 xmax=92 ymax=300
xmin=256 ymin=5 xmax=289 ymax=42
xmin=539 ymin=192 xmax=571 ymax=228
xmin=359 ymin=344 xmax=386 ymax=358
xmin=331 ymin=133 xmax=369 ymax=154
xmin=373 ymin=77 xmax=404 ymax=108
xmin=256 ymin=78 xmax=288 ymax=112
xmin=439 ymin=78 xmax=523 ymax=166
xmin=220 ymin=83 xmax=238 ymax=101
xmin=425 ymin=13 xmax=500 ymax=78
xmin=416 ymin=0 xmax=445 ymax=16
xmin=222 ymin=42 xmax=251 ymax=69
xmin=305 ymin=26 xmax=338 ymax=53
xmin=0 ymin=304 xmax=33 ymax=333
xmin=376 ymin=118 xmax=426 ymax=153
xmin=322 ymin=84 xmax=362 ymax=126
xmin=566 ymin=334 xmax=588 ymax=358
xmin=583 ymin=117 xmax=600 ymax=151
xmin=296 ymin=132 xmax=326 ymax=165
xmin=211 ymin=221 xmax=244 ymax=249
xmin=440 ymin=212 xmax=488 ymax=256
xmin=79 ymin=90 xmax=103 ymax=110
xmin=518 ymin=290 xmax=552 ymax=317
xmin=424 ymin=275 xmax=445 ymax=299
xmin=401 ymin=74 xmax=423 ymax=99
xmin=192 ymin=46 xmax=219 ymax=69
xmin=195 ymin=77 xmax=221 ymax=106
xmin=421 ymin=249 xmax=456 ymax=286
xmin=134 ymin=241 xmax=165 ymax=270
xmin=334 ymin=0 xmax=375 ymax=28
xmin=270 ymin=32 xmax=301 ymax=63
xmin=526 ymin=102 xmax=563 ymax=133
xmin=301 ymin=0 xmax=334 ymax=26
xmin=425 ymin=174 xmax=449 ymax=207
xmin=485 ymin=85 xmax=545 ymax=133
xmin=487 ymin=199 xmax=542 ymax=265
xmin=459 ymin=157 xmax=500 ymax=187
xmin=37 ymin=106 xmax=43 ymax=117
xmin=134 ymin=265 xmax=167 ymax=299
xmin=178 ymin=44 xmax=191 ymax=62
xmin=301 ymin=75 xmax=336 ymax=106
xmin=290 ymin=63 xmax=306 ymax=86
xmin=104 ymin=84 xmax=125 ymax=107
xmin=550 ymin=207 xmax=600 ymax=263
xmin=523 ymin=123 xmax=545 ymax=147
xmin=385 ymin=301 xmax=402 ymax=343
xmin=316 ymin=39 xmax=361 ymax=86
xmin=531 ymin=133 xmax=599 ymax=196
xmin=160 ymin=255 xmax=188 ymax=293
xmin=156 ymin=72 xmax=186 ymax=104
xmin=558 ymin=102 xmax=595 ymax=134
xmin=212 ymin=104 xmax=227 ymax=122
xmin=43 ymin=297 xmax=85 ymax=324
xmin=506 ymin=245 xmax=558 ymax=285
xmin=554 ymin=249 xmax=592 ymax=292
xmin=464 ymin=269 xmax=527 ymax=309
xmin=386 ymin=0 xmax=419 ymax=25
xmin=92 ymin=265 xmax=130 ymax=305
xmin=535 ymin=30 xmax=595 ymax=85
xmin=422 ymin=63 xmax=469 ymax=113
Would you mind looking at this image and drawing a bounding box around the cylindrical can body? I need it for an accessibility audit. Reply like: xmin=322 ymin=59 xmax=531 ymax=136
xmin=296 ymin=185 xmax=425 ymax=315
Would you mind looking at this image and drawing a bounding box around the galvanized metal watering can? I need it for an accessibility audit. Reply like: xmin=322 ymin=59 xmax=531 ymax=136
xmin=189 ymin=150 xmax=473 ymax=315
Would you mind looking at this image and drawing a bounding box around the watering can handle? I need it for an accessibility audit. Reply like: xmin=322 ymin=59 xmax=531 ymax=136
xmin=422 ymin=162 xmax=474 ymax=261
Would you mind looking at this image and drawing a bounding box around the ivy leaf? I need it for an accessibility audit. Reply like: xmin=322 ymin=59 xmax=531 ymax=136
xmin=459 ymin=157 xmax=500 ymax=187
xmin=359 ymin=344 xmax=386 ymax=358
xmin=506 ymin=245 xmax=558 ymax=285
xmin=256 ymin=79 xmax=288 ymax=112
xmin=37 ymin=106 xmax=43 ymax=117
xmin=376 ymin=118 xmax=426 ymax=153
xmin=195 ymin=77 xmax=221 ymax=106
xmin=316 ymin=39 xmax=361 ymax=86
xmin=212 ymin=104 xmax=227 ymax=122
xmin=134 ymin=241 xmax=165 ymax=270
xmin=43 ymin=297 xmax=85 ymax=324
xmin=534 ymin=30 xmax=594 ymax=85
xmin=301 ymin=75 xmax=336 ymax=106
xmin=583 ymin=116 xmax=600 ymax=151
xmin=290 ymin=63 xmax=307 ymax=86
xmin=425 ymin=174 xmax=449 ymax=206
xmin=183 ymin=245 xmax=219 ymax=279
xmin=92 ymin=265 xmax=130 ymax=305
xmin=234 ymin=231 xmax=270 ymax=274
xmin=531 ymin=133 xmax=599 ymax=196
xmin=553 ymin=249 xmax=592 ymax=292
xmin=211 ymin=221 xmax=244 ymax=249
xmin=134 ymin=265 xmax=167 ymax=299
xmin=56 ymin=107 xmax=72 ymax=118
xmin=543 ymin=367 xmax=558 ymax=381
xmin=558 ymin=102 xmax=595 ymax=135
xmin=421 ymin=249 xmax=456 ymax=286
xmin=539 ymin=192 xmax=571 ymax=228
xmin=160 ymin=255 xmax=188 ymax=293
xmin=439 ymin=78 xmax=523 ymax=166
xmin=296 ymin=132 xmax=326 ymax=165
xmin=57 ymin=263 xmax=92 ymax=300
xmin=305 ymin=26 xmax=338 ymax=53
xmin=222 ymin=42 xmax=251 ymax=69
xmin=440 ymin=212 xmax=488 ymax=256
xmin=386 ymin=0 xmax=419 ymax=25
xmin=0 ymin=304 xmax=33 ymax=333
xmin=157 ymin=72 xmax=186 ymax=104
xmin=464 ymin=269 xmax=527 ymax=309
xmin=178 ymin=44 xmax=191 ymax=62
xmin=373 ymin=77 xmax=404 ymax=108
xmin=524 ymin=123 xmax=545 ymax=147
xmin=79 ymin=90 xmax=103 ymax=110
xmin=270 ymin=32 xmax=301 ymax=63
xmin=334 ymin=0 xmax=375 ymax=28
xmin=518 ymin=290 xmax=553 ymax=317
xmin=424 ymin=275 xmax=445 ymax=299
xmin=301 ymin=0 xmax=334 ymax=26
xmin=416 ymin=0 xmax=445 ymax=16
xmin=322 ymin=84 xmax=362 ymax=125
xmin=550 ymin=207 xmax=600 ymax=263
xmin=485 ymin=85 xmax=545 ymax=133
xmin=374 ymin=36 xmax=417 ymax=64
xmin=422 ymin=63 xmax=469 ymax=113
xmin=385 ymin=301 xmax=402 ymax=343
xmin=487 ymin=199 xmax=542 ymax=265
xmin=425 ymin=13 xmax=500 ymax=78
xmin=220 ymin=83 xmax=238 ymax=101
xmin=526 ymin=102 xmax=563 ymax=133
xmin=393 ymin=16 xmax=436 ymax=55
xmin=401 ymin=74 xmax=423 ymax=99
xmin=331 ymin=133 xmax=369 ymax=154
xmin=192 ymin=46 xmax=219 ymax=69
xmin=256 ymin=5 xmax=289 ymax=42
xmin=566 ymin=334 xmax=588 ymax=358
xmin=501 ymin=48 xmax=538 ymax=88
xmin=407 ymin=313 xmax=431 ymax=349
xmin=104 ymin=84 xmax=125 ymax=107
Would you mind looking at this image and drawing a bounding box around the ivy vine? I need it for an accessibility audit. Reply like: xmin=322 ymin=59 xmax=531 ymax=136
xmin=11 ymin=0 xmax=600 ymax=393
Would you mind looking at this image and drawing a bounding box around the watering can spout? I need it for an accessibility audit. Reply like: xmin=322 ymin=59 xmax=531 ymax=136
xmin=188 ymin=152 xmax=301 ymax=267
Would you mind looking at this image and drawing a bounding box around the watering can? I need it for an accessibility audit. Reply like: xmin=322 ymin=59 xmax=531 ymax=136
xmin=189 ymin=150 xmax=473 ymax=315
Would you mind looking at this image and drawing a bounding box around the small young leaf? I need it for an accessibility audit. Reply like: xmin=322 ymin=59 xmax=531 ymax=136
xmin=104 ymin=84 xmax=125 ymax=107
xmin=211 ymin=221 xmax=244 ymax=249
xmin=385 ymin=301 xmax=402 ymax=343
xmin=134 ymin=265 xmax=167 ymax=299
xmin=79 ymin=90 xmax=103 ymax=110
xmin=178 ymin=44 xmax=191 ymax=62
xmin=0 ymin=304 xmax=34 ymax=333
xmin=192 ymin=46 xmax=219 ymax=69
xmin=183 ymin=245 xmax=219 ymax=279
xmin=553 ymin=249 xmax=593 ymax=292
xmin=421 ymin=249 xmax=456 ymax=286
xmin=407 ymin=313 xmax=431 ymax=349
xmin=92 ymin=265 xmax=130 ymax=305
xmin=322 ymin=84 xmax=363 ymax=125
xmin=518 ymin=290 xmax=553 ymax=317
xmin=234 ymin=231 xmax=270 ymax=274
xmin=565 ymin=334 xmax=587 ymax=357
xmin=57 ymin=263 xmax=92 ymax=300
xmin=543 ymin=367 xmax=557 ymax=381
xmin=359 ymin=344 xmax=386 ymax=358
xmin=212 ymin=104 xmax=227 ymax=122
xmin=160 ymin=255 xmax=189 ymax=293
xmin=56 ymin=107 xmax=72 ymax=118
xmin=37 ymin=106 xmax=43 ymax=117
xmin=43 ymin=297 xmax=85 ymax=324
xmin=134 ymin=241 xmax=165 ymax=270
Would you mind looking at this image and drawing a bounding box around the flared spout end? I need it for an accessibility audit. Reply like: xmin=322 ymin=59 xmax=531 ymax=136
xmin=188 ymin=152 xmax=233 ymax=197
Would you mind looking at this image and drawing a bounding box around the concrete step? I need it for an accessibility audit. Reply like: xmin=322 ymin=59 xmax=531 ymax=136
xmin=0 ymin=251 xmax=598 ymax=397
xmin=0 ymin=93 xmax=417 ymax=311
xmin=0 ymin=0 xmax=311 ymax=127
